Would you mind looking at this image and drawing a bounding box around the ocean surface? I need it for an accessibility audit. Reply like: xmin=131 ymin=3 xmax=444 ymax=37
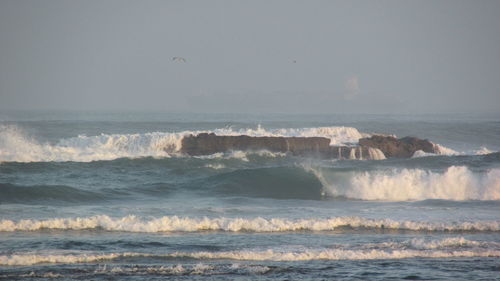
xmin=0 ymin=111 xmax=499 ymax=280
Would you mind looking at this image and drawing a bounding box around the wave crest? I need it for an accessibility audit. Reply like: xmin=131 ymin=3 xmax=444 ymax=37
xmin=0 ymin=125 xmax=366 ymax=162
xmin=2 ymin=237 xmax=499 ymax=265
xmin=1 ymin=215 xmax=498 ymax=233
xmin=307 ymin=165 xmax=500 ymax=201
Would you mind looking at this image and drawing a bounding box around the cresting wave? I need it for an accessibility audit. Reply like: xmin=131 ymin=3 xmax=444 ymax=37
xmin=0 ymin=125 xmax=182 ymax=162
xmin=1 ymin=215 xmax=499 ymax=232
xmin=0 ymin=124 xmax=367 ymax=162
xmin=309 ymin=166 xmax=500 ymax=201
xmin=0 ymin=124 xmax=469 ymax=162
xmin=1 ymin=237 xmax=499 ymax=265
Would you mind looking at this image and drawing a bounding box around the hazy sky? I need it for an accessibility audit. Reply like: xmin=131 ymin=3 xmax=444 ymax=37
xmin=0 ymin=0 xmax=499 ymax=114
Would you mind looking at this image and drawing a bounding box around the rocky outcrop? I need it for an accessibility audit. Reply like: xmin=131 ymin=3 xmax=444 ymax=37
xmin=358 ymin=135 xmax=438 ymax=158
xmin=181 ymin=133 xmax=373 ymax=159
xmin=181 ymin=133 xmax=330 ymax=156
xmin=180 ymin=133 xmax=438 ymax=159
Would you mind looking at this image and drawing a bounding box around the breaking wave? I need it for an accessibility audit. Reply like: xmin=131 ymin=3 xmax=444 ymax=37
xmin=1 ymin=215 xmax=499 ymax=233
xmin=1 ymin=237 xmax=499 ymax=265
xmin=308 ymin=166 xmax=500 ymax=201
xmin=1 ymin=166 xmax=498 ymax=202
xmin=0 ymin=124 xmax=366 ymax=162
xmin=0 ymin=125 xmax=184 ymax=162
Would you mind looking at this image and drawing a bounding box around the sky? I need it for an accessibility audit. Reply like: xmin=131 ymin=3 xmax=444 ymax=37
xmin=0 ymin=0 xmax=499 ymax=114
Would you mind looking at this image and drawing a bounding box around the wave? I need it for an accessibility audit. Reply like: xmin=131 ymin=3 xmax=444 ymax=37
xmin=0 ymin=124 xmax=366 ymax=163
xmin=0 ymin=183 xmax=105 ymax=203
xmin=0 ymin=125 xmax=183 ymax=162
xmin=1 ymin=215 xmax=499 ymax=233
xmin=0 ymin=264 xmax=269 ymax=277
xmin=1 ymin=124 xmax=475 ymax=163
xmin=1 ymin=237 xmax=499 ymax=265
xmin=1 ymin=166 xmax=498 ymax=202
xmin=307 ymin=165 xmax=500 ymax=201
xmin=3 ymin=250 xmax=499 ymax=266
xmin=203 ymin=166 xmax=324 ymax=200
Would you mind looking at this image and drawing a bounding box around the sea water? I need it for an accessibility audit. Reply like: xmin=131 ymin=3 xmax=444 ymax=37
xmin=0 ymin=112 xmax=499 ymax=280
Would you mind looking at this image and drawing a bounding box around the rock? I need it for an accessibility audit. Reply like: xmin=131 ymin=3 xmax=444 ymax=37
xmin=179 ymin=133 xmax=436 ymax=159
xmin=180 ymin=133 xmax=378 ymax=159
xmin=358 ymin=135 xmax=438 ymax=158
xmin=181 ymin=133 xmax=331 ymax=156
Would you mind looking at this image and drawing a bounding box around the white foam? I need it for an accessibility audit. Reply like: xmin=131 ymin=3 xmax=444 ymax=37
xmin=94 ymin=263 xmax=214 ymax=275
xmin=412 ymin=150 xmax=436 ymax=158
xmin=435 ymin=144 xmax=460 ymax=156
xmin=310 ymin=166 xmax=500 ymax=201
xmin=196 ymin=150 xmax=286 ymax=162
xmin=407 ymin=237 xmax=487 ymax=249
xmin=0 ymin=252 xmax=143 ymax=266
xmin=0 ymin=124 xmax=185 ymax=162
xmin=0 ymin=124 xmax=367 ymax=162
xmin=204 ymin=163 xmax=226 ymax=170
xmin=170 ymin=248 xmax=500 ymax=261
xmin=2 ymin=237 xmax=499 ymax=265
xmin=1 ymin=215 xmax=499 ymax=232
xmin=474 ymin=146 xmax=494 ymax=155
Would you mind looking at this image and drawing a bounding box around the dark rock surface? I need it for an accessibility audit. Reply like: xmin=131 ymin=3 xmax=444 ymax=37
xmin=180 ymin=133 xmax=438 ymax=159
xmin=358 ymin=135 xmax=438 ymax=158
xmin=181 ymin=133 xmax=329 ymax=156
xmin=181 ymin=133 xmax=371 ymax=159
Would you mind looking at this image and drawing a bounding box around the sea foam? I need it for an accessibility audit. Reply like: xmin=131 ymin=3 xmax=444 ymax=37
xmin=308 ymin=165 xmax=500 ymax=201
xmin=0 ymin=124 xmax=365 ymax=162
xmin=1 ymin=237 xmax=498 ymax=265
xmin=1 ymin=215 xmax=498 ymax=233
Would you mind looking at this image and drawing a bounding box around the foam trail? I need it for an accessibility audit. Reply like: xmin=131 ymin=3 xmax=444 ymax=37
xmin=1 ymin=215 xmax=499 ymax=232
xmin=0 ymin=252 xmax=144 ymax=266
xmin=309 ymin=166 xmax=500 ymax=201
xmin=195 ymin=150 xmax=286 ymax=162
xmin=2 ymin=237 xmax=499 ymax=265
xmin=0 ymin=124 xmax=367 ymax=162
xmin=3 ymin=250 xmax=498 ymax=266
xmin=170 ymin=248 xmax=500 ymax=261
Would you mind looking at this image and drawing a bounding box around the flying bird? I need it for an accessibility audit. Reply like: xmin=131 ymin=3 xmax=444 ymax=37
xmin=172 ymin=57 xmax=187 ymax=63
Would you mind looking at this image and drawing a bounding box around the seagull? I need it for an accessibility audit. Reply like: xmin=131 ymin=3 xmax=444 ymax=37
xmin=172 ymin=57 xmax=187 ymax=63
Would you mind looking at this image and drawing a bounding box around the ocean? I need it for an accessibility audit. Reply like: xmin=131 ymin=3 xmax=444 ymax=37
xmin=0 ymin=111 xmax=499 ymax=280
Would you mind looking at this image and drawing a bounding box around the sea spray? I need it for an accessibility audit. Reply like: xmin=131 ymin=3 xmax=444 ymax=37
xmin=305 ymin=165 xmax=500 ymax=201
xmin=0 ymin=125 xmax=366 ymax=162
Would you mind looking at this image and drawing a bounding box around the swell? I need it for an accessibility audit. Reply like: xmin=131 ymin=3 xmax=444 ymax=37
xmin=201 ymin=167 xmax=324 ymax=200
xmin=1 ymin=164 xmax=499 ymax=202
xmin=1 ymin=237 xmax=499 ymax=265
xmin=0 ymin=183 xmax=106 ymax=203
xmin=1 ymin=215 xmax=498 ymax=233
